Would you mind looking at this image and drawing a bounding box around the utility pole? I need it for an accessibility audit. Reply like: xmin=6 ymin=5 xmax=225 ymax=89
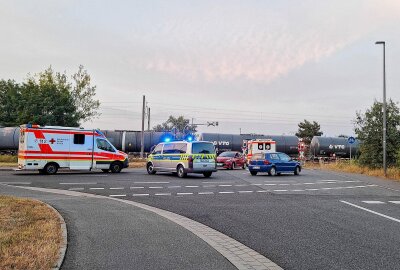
xmin=140 ymin=95 xmax=145 ymax=158
xmin=375 ymin=41 xmax=387 ymax=177
xmin=147 ymin=107 xmax=151 ymax=131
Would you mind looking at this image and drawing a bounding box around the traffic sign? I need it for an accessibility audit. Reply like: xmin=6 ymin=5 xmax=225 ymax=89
xmin=348 ymin=137 xmax=355 ymax=144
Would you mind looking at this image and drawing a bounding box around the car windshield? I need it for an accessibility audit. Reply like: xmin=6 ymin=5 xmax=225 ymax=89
xmin=219 ymin=152 xmax=235 ymax=157
xmin=192 ymin=142 xmax=215 ymax=154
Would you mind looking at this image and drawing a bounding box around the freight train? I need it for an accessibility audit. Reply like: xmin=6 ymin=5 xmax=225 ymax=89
xmin=0 ymin=127 xmax=359 ymax=158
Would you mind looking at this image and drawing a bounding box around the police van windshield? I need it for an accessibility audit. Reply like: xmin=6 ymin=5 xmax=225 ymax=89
xmin=192 ymin=142 xmax=215 ymax=154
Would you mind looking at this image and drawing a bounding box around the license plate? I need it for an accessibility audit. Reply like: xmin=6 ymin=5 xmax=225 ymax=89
xmin=217 ymin=163 xmax=224 ymax=166
xmin=252 ymin=166 xmax=260 ymax=169
xmin=200 ymin=159 xmax=210 ymax=162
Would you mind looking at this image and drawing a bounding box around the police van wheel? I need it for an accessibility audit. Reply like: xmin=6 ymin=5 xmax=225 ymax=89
xmin=203 ymin=172 xmax=212 ymax=178
xmin=177 ymin=165 xmax=187 ymax=178
xmin=110 ymin=162 xmax=122 ymax=173
xmin=44 ymin=163 xmax=58 ymax=175
xmin=147 ymin=163 xmax=156 ymax=175
xmin=101 ymin=169 xmax=110 ymax=173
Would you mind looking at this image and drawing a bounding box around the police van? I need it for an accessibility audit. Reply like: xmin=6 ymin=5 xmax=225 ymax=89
xmin=18 ymin=124 xmax=128 ymax=174
xmin=146 ymin=140 xmax=217 ymax=178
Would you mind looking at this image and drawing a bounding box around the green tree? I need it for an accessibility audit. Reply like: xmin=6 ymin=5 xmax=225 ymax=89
xmin=153 ymin=116 xmax=197 ymax=133
xmin=354 ymin=99 xmax=400 ymax=168
xmin=0 ymin=66 xmax=100 ymax=127
xmin=295 ymin=120 xmax=323 ymax=145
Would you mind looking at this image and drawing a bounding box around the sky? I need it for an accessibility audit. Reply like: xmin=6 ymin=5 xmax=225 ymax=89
xmin=1 ymin=0 xmax=400 ymax=136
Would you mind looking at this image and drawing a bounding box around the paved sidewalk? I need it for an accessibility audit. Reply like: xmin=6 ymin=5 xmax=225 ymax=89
xmin=0 ymin=184 xmax=236 ymax=270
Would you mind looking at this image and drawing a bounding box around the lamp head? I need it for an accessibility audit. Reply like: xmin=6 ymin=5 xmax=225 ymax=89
xmin=375 ymin=41 xmax=385 ymax=45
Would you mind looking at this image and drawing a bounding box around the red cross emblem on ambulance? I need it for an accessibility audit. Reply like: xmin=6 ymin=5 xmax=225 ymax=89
xmin=49 ymin=138 xmax=56 ymax=144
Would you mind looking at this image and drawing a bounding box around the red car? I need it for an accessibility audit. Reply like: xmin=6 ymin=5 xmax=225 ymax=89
xmin=216 ymin=151 xmax=246 ymax=169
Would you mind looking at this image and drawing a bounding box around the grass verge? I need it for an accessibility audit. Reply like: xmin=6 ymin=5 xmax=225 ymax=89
xmin=305 ymin=161 xmax=400 ymax=181
xmin=0 ymin=196 xmax=62 ymax=270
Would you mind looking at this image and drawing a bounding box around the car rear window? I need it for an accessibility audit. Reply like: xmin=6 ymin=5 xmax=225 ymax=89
xmin=192 ymin=142 xmax=215 ymax=154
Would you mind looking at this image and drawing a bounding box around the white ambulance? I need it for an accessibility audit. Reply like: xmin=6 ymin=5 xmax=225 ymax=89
xmin=18 ymin=124 xmax=129 ymax=174
xmin=243 ymin=139 xmax=276 ymax=164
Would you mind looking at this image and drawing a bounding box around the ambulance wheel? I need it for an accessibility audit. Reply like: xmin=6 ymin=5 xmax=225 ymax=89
xmin=101 ymin=169 xmax=110 ymax=173
xmin=177 ymin=165 xmax=187 ymax=178
xmin=203 ymin=172 xmax=212 ymax=178
xmin=44 ymin=163 xmax=58 ymax=175
xmin=110 ymin=162 xmax=123 ymax=173
xmin=147 ymin=163 xmax=156 ymax=174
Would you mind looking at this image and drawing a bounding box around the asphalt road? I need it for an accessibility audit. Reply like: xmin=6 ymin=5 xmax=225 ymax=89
xmin=1 ymin=168 xmax=400 ymax=270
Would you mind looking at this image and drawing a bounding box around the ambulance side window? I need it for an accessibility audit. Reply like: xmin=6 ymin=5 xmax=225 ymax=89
xmin=74 ymin=134 xmax=85 ymax=144
xmin=96 ymin=139 xmax=115 ymax=152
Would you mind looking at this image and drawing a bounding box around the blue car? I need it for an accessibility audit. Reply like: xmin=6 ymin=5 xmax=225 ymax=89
xmin=248 ymin=152 xmax=301 ymax=176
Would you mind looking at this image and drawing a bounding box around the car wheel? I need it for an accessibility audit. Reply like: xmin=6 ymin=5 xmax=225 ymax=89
xmin=294 ymin=166 xmax=300 ymax=175
xmin=110 ymin=162 xmax=122 ymax=173
xmin=146 ymin=163 xmax=156 ymax=175
xmin=231 ymin=162 xmax=236 ymax=170
xmin=250 ymin=171 xmax=257 ymax=176
xmin=44 ymin=163 xmax=58 ymax=175
xmin=101 ymin=169 xmax=110 ymax=173
xmin=269 ymin=166 xmax=277 ymax=176
xmin=203 ymin=172 xmax=212 ymax=178
xmin=177 ymin=165 xmax=187 ymax=178
xmin=242 ymin=163 xmax=246 ymax=169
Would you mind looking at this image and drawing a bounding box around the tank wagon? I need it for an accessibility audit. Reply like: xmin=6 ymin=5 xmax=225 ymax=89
xmin=0 ymin=127 xmax=20 ymax=151
xmin=310 ymin=136 xmax=359 ymax=158
xmin=198 ymin=133 xmax=299 ymax=156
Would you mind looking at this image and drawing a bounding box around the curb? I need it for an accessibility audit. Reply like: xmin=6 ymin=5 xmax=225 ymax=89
xmin=0 ymin=167 xmax=17 ymax=171
xmin=44 ymin=202 xmax=68 ymax=270
xmin=9 ymin=185 xmax=282 ymax=270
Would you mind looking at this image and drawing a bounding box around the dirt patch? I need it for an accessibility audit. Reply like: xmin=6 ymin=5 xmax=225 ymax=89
xmin=0 ymin=196 xmax=62 ymax=270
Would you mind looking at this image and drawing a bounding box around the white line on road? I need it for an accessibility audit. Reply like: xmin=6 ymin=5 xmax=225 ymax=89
xmin=199 ymin=192 xmax=214 ymax=195
xmin=109 ymin=194 xmax=126 ymax=197
xmin=273 ymin=190 xmax=288 ymax=192
xmin=89 ymin=187 xmax=104 ymax=190
xmin=185 ymin=185 xmax=199 ymax=188
xmin=155 ymin=193 xmax=171 ymax=196
xmin=130 ymin=186 xmax=144 ymax=189
xmin=0 ymin=182 xmax=32 ymax=185
xmin=250 ymin=183 xmax=262 ymax=186
xmin=109 ymin=187 xmax=124 ymax=190
xmin=149 ymin=187 xmax=163 ymax=189
xmin=256 ymin=190 xmax=269 ymax=193
xmin=168 ymin=186 xmax=182 ymax=188
xmin=264 ymin=184 xmax=277 ymax=186
xmin=132 ymin=193 xmax=149 ymax=196
xmin=389 ymin=201 xmax=400 ymax=204
xmin=203 ymin=185 xmax=216 ymax=188
xmin=362 ymin=201 xmax=386 ymax=204
xmin=279 ymin=184 xmax=290 ymax=186
xmin=177 ymin=192 xmax=193 ymax=195
xmin=60 ymin=182 xmax=97 ymax=185
xmin=341 ymin=200 xmax=400 ymax=224
xmin=292 ymin=189 xmax=305 ymax=192
xmin=218 ymin=191 xmax=235 ymax=194
xmin=235 ymin=184 xmax=248 ymax=187
xmin=219 ymin=184 xmax=232 ymax=187
xmin=305 ymin=188 xmax=319 ymax=191
xmin=134 ymin=181 xmax=169 ymax=184
xmin=238 ymin=191 xmax=253 ymax=193
xmin=202 ymin=181 xmax=234 ymax=184
xmin=68 ymin=187 xmax=84 ymax=191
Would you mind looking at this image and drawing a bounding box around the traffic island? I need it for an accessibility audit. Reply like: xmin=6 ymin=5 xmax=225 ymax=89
xmin=0 ymin=196 xmax=66 ymax=270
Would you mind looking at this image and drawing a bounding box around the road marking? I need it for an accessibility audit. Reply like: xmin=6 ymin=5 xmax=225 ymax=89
xmin=274 ymin=190 xmax=288 ymax=192
xmin=256 ymin=190 xmax=269 ymax=193
xmin=0 ymin=182 xmax=31 ymax=185
xmin=238 ymin=191 xmax=253 ymax=193
xmin=89 ymin=187 xmax=104 ymax=190
xmin=305 ymin=188 xmax=319 ymax=191
xmin=185 ymin=185 xmax=199 ymax=188
xmin=132 ymin=193 xmax=149 ymax=196
xmin=203 ymin=185 xmax=216 ymax=188
xmin=219 ymin=191 xmax=235 ymax=194
xmin=279 ymin=184 xmax=290 ymax=186
xmin=219 ymin=184 xmax=232 ymax=187
xmin=68 ymin=187 xmax=84 ymax=191
xmin=389 ymin=201 xmax=400 ymax=204
xmin=109 ymin=194 xmax=126 ymax=197
xmin=292 ymin=189 xmax=305 ymax=192
xmin=168 ymin=186 xmax=182 ymax=188
xmin=264 ymin=184 xmax=276 ymax=186
xmin=155 ymin=193 xmax=171 ymax=196
xmin=304 ymin=183 xmax=315 ymax=185
xmin=250 ymin=183 xmax=262 ymax=186
xmin=203 ymin=181 xmax=234 ymax=184
xmin=109 ymin=187 xmax=124 ymax=190
xmin=134 ymin=181 xmax=169 ymax=184
xmin=199 ymin=192 xmax=214 ymax=195
xmin=60 ymin=182 xmax=97 ymax=185
xmin=235 ymin=184 xmax=248 ymax=187
xmin=341 ymin=200 xmax=400 ymax=224
xmin=149 ymin=186 xmax=163 ymax=189
xmin=130 ymin=187 xmax=144 ymax=189
xmin=362 ymin=201 xmax=386 ymax=204
xmin=177 ymin=192 xmax=193 ymax=195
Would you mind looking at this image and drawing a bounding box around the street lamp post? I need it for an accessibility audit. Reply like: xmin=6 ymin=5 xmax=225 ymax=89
xmin=375 ymin=41 xmax=387 ymax=177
